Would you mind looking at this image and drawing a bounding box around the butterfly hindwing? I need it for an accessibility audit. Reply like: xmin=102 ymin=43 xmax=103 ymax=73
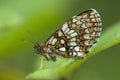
xmin=44 ymin=9 xmax=101 ymax=59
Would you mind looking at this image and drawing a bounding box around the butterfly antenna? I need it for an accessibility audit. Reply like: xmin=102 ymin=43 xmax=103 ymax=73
xmin=21 ymin=29 xmax=39 ymax=45
xmin=21 ymin=39 xmax=34 ymax=45
xmin=27 ymin=29 xmax=39 ymax=44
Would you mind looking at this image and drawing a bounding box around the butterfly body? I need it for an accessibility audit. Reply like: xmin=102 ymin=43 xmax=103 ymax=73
xmin=34 ymin=9 xmax=102 ymax=61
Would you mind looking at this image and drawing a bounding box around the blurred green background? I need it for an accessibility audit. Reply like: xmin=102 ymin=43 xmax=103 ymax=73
xmin=0 ymin=0 xmax=120 ymax=80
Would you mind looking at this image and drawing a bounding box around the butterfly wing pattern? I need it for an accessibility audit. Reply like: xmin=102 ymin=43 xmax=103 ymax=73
xmin=34 ymin=9 xmax=102 ymax=61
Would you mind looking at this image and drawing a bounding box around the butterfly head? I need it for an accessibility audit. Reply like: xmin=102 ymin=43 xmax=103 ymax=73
xmin=33 ymin=42 xmax=56 ymax=61
xmin=33 ymin=42 xmax=43 ymax=54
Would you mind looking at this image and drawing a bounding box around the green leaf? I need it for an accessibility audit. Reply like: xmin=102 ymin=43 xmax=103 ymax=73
xmin=26 ymin=22 xmax=120 ymax=80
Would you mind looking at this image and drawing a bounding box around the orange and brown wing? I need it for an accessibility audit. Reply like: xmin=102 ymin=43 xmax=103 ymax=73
xmin=44 ymin=9 xmax=102 ymax=59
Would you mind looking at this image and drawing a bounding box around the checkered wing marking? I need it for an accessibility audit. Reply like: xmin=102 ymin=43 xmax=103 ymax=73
xmin=44 ymin=9 xmax=101 ymax=59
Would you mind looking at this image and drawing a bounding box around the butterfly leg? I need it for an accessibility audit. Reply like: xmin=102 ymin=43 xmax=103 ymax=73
xmin=40 ymin=56 xmax=45 ymax=69
xmin=48 ymin=52 xmax=56 ymax=61
xmin=72 ymin=56 xmax=84 ymax=61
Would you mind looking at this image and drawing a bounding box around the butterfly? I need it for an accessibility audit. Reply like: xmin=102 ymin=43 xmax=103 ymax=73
xmin=34 ymin=9 xmax=102 ymax=63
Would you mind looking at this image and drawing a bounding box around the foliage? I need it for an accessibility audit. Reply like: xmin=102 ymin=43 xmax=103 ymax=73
xmin=0 ymin=0 xmax=120 ymax=80
xmin=26 ymin=22 xmax=120 ymax=80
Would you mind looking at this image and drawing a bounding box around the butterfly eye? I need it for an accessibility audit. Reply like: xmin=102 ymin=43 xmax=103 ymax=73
xmin=33 ymin=43 xmax=42 ymax=54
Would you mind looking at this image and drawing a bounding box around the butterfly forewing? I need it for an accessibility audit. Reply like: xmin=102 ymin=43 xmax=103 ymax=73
xmin=43 ymin=9 xmax=101 ymax=59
